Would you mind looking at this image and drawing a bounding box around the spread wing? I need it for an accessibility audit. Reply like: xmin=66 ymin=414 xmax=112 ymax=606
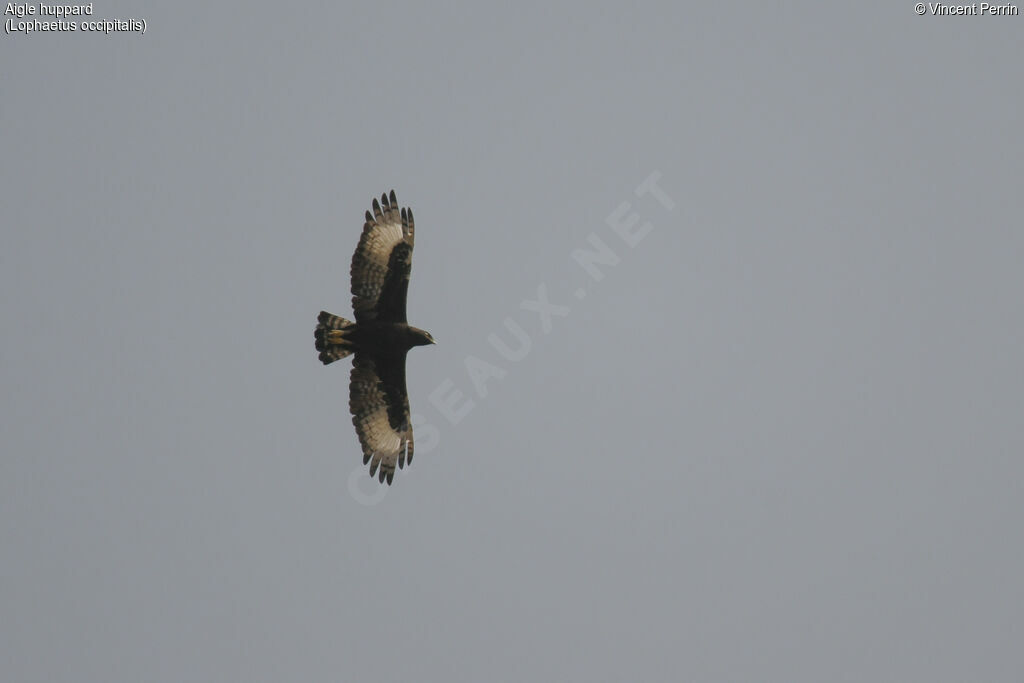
xmin=349 ymin=352 xmax=414 ymax=485
xmin=350 ymin=190 xmax=415 ymax=323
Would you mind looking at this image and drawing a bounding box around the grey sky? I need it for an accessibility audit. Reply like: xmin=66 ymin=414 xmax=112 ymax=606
xmin=2 ymin=2 xmax=1022 ymax=681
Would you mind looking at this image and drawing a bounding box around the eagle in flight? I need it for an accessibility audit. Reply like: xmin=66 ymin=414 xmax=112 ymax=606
xmin=315 ymin=190 xmax=435 ymax=484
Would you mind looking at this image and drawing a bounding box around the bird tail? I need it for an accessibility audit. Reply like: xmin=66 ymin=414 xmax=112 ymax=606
xmin=315 ymin=311 xmax=356 ymax=365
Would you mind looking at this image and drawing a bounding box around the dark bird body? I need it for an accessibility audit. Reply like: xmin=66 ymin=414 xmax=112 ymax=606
xmin=314 ymin=190 xmax=434 ymax=484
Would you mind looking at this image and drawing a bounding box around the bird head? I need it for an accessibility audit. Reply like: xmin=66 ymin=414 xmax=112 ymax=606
xmin=410 ymin=327 xmax=435 ymax=347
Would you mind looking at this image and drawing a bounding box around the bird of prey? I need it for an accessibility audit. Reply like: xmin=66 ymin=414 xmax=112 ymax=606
xmin=314 ymin=190 xmax=435 ymax=484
